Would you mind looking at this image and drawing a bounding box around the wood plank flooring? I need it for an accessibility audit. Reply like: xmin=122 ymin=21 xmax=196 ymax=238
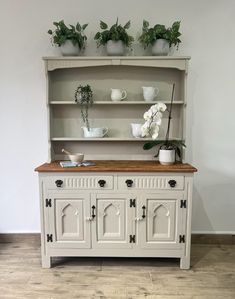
xmin=0 ymin=235 xmax=234 ymax=299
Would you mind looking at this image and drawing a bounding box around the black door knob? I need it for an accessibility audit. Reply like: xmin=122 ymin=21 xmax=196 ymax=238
xmin=125 ymin=179 xmax=133 ymax=187
xmin=98 ymin=179 xmax=106 ymax=187
xmin=168 ymin=180 xmax=176 ymax=188
xmin=55 ymin=180 xmax=63 ymax=187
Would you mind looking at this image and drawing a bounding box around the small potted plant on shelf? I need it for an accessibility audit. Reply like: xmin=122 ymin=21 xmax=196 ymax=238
xmin=142 ymin=84 xmax=186 ymax=165
xmin=75 ymin=85 xmax=108 ymax=138
xmin=138 ymin=20 xmax=182 ymax=56
xmin=75 ymin=84 xmax=93 ymax=130
xmin=48 ymin=20 xmax=88 ymax=56
xmin=94 ymin=18 xmax=134 ymax=56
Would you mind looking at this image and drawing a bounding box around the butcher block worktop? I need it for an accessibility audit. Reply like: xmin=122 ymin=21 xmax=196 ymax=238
xmin=35 ymin=160 xmax=197 ymax=173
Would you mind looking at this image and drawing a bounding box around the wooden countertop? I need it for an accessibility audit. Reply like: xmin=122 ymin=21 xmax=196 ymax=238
xmin=35 ymin=161 xmax=197 ymax=173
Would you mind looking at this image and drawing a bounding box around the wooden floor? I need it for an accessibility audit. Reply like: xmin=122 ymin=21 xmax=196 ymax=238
xmin=0 ymin=235 xmax=235 ymax=299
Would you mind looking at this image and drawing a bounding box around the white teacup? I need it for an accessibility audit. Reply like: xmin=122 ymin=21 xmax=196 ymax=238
xmin=131 ymin=123 xmax=143 ymax=138
xmin=82 ymin=127 xmax=108 ymax=138
xmin=111 ymin=88 xmax=127 ymax=101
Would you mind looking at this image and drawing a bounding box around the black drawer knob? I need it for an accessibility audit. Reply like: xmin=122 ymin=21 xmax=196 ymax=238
xmin=55 ymin=180 xmax=63 ymax=188
xmin=98 ymin=179 xmax=106 ymax=187
xmin=168 ymin=180 xmax=177 ymax=188
xmin=125 ymin=179 xmax=133 ymax=187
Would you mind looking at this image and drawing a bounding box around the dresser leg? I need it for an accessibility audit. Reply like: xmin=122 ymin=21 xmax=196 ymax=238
xmin=180 ymin=256 xmax=190 ymax=269
xmin=42 ymin=255 xmax=52 ymax=268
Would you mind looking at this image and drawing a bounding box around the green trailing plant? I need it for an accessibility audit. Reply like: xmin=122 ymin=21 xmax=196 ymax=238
xmin=138 ymin=20 xmax=182 ymax=49
xmin=75 ymin=84 xmax=93 ymax=130
xmin=94 ymin=18 xmax=134 ymax=48
xmin=48 ymin=20 xmax=88 ymax=49
xmin=143 ymin=84 xmax=186 ymax=161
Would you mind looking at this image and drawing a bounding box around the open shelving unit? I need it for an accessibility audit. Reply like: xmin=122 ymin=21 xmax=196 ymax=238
xmin=43 ymin=56 xmax=190 ymax=161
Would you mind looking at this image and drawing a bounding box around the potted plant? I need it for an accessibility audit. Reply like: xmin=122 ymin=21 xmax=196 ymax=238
xmin=138 ymin=20 xmax=182 ymax=56
xmin=75 ymin=84 xmax=93 ymax=129
xmin=94 ymin=18 xmax=134 ymax=56
xmin=48 ymin=20 xmax=88 ymax=56
xmin=142 ymin=84 xmax=186 ymax=164
xmin=74 ymin=85 xmax=108 ymax=138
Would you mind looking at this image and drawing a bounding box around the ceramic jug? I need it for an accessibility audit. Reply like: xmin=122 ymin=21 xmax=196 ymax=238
xmin=111 ymin=89 xmax=127 ymax=101
xmin=142 ymin=86 xmax=159 ymax=101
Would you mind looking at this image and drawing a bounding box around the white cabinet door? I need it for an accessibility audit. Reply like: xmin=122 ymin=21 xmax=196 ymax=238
xmin=138 ymin=193 xmax=185 ymax=250
xmin=91 ymin=194 xmax=135 ymax=249
xmin=48 ymin=193 xmax=91 ymax=248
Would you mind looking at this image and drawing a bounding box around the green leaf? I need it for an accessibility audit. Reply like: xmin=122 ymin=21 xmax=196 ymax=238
xmin=175 ymin=146 xmax=182 ymax=161
xmin=143 ymin=20 xmax=149 ymax=29
xmin=143 ymin=141 xmax=164 ymax=150
xmin=94 ymin=32 xmax=101 ymax=40
xmin=76 ymin=23 xmax=81 ymax=31
xmin=82 ymin=23 xmax=88 ymax=30
xmin=172 ymin=21 xmax=181 ymax=32
xmin=154 ymin=151 xmax=160 ymax=158
xmin=100 ymin=20 xmax=108 ymax=29
xmin=48 ymin=29 xmax=53 ymax=35
xmin=124 ymin=20 xmax=131 ymax=29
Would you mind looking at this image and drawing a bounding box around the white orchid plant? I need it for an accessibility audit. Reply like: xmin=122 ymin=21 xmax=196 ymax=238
xmin=141 ymin=102 xmax=167 ymax=140
xmin=142 ymin=84 xmax=186 ymax=161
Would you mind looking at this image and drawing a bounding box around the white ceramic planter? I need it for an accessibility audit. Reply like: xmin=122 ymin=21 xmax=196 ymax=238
xmin=159 ymin=149 xmax=175 ymax=165
xmin=152 ymin=39 xmax=170 ymax=56
xmin=60 ymin=40 xmax=80 ymax=56
xmin=106 ymin=40 xmax=125 ymax=56
xmin=82 ymin=127 xmax=108 ymax=138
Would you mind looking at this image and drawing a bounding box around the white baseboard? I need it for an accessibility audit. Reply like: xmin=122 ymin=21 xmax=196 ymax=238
xmin=1 ymin=230 xmax=234 ymax=235
xmin=0 ymin=230 xmax=40 ymax=234
xmin=192 ymin=231 xmax=235 ymax=235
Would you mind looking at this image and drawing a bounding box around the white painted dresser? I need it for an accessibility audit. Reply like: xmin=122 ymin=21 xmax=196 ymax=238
xmin=35 ymin=161 xmax=197 ymax=269
xmin=36 ymin=56 xmax=197 ymax=269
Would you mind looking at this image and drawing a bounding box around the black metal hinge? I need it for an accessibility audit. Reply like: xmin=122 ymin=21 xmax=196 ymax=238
xmin=47 ymin=234 xmax=53 ymax=242
xmin=180 ymin=199 xmax=187 ymax=208
xmin=179 ymin=235 xmax=185 ymax=243
xmin=45 ymin=198 xmax=52 ymax=208
xmin=129 ymin=235 xmax=136 ymax=243
xmin=130 ymin=199 xmax=136 ymax=208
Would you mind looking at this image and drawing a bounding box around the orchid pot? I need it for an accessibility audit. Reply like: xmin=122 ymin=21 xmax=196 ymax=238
xmin=159 ymin=149 xmax=175 ymax=165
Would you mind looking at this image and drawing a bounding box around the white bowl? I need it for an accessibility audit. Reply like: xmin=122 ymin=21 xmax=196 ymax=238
xmin=68 ymin=153 xmax=84 ymax=163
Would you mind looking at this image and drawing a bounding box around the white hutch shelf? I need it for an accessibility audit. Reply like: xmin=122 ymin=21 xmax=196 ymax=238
xmin=44 ymin=56 xmax=190 ymax=161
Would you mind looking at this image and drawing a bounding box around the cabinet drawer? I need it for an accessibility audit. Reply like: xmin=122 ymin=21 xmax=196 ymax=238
xmin=117 ymin=175 xmax=184 ymax=190
xmin=46 ymin=175 xmax=113 ymax=190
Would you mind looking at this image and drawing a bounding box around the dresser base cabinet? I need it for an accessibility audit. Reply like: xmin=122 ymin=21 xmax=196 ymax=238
xmin=36 ymin=162 xmax=197 ymax=270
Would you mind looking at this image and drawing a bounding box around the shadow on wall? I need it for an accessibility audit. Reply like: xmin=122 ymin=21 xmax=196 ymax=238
xmin=192 ymin=186 xmax=213 ymax=233
xmin=192 ymin=166 xmax=235 ymax=233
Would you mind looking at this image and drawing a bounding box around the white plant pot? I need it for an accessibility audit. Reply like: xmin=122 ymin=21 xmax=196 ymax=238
xmin=152 ymin=39 xmax=170 ymax=56
xmin=159 ymin=149 xmax=175 ymax=165
xmin=82 ymin=127 xmax=108 ymax=138
xmin=60 ymin=40 xmax=80 ymax=56
xmin=106 ymin=40 xmax=125 ymax=56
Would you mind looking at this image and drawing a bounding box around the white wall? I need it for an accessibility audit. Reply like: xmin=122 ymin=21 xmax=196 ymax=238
xmin=0 ymin=0 xmax=234 ymax=233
